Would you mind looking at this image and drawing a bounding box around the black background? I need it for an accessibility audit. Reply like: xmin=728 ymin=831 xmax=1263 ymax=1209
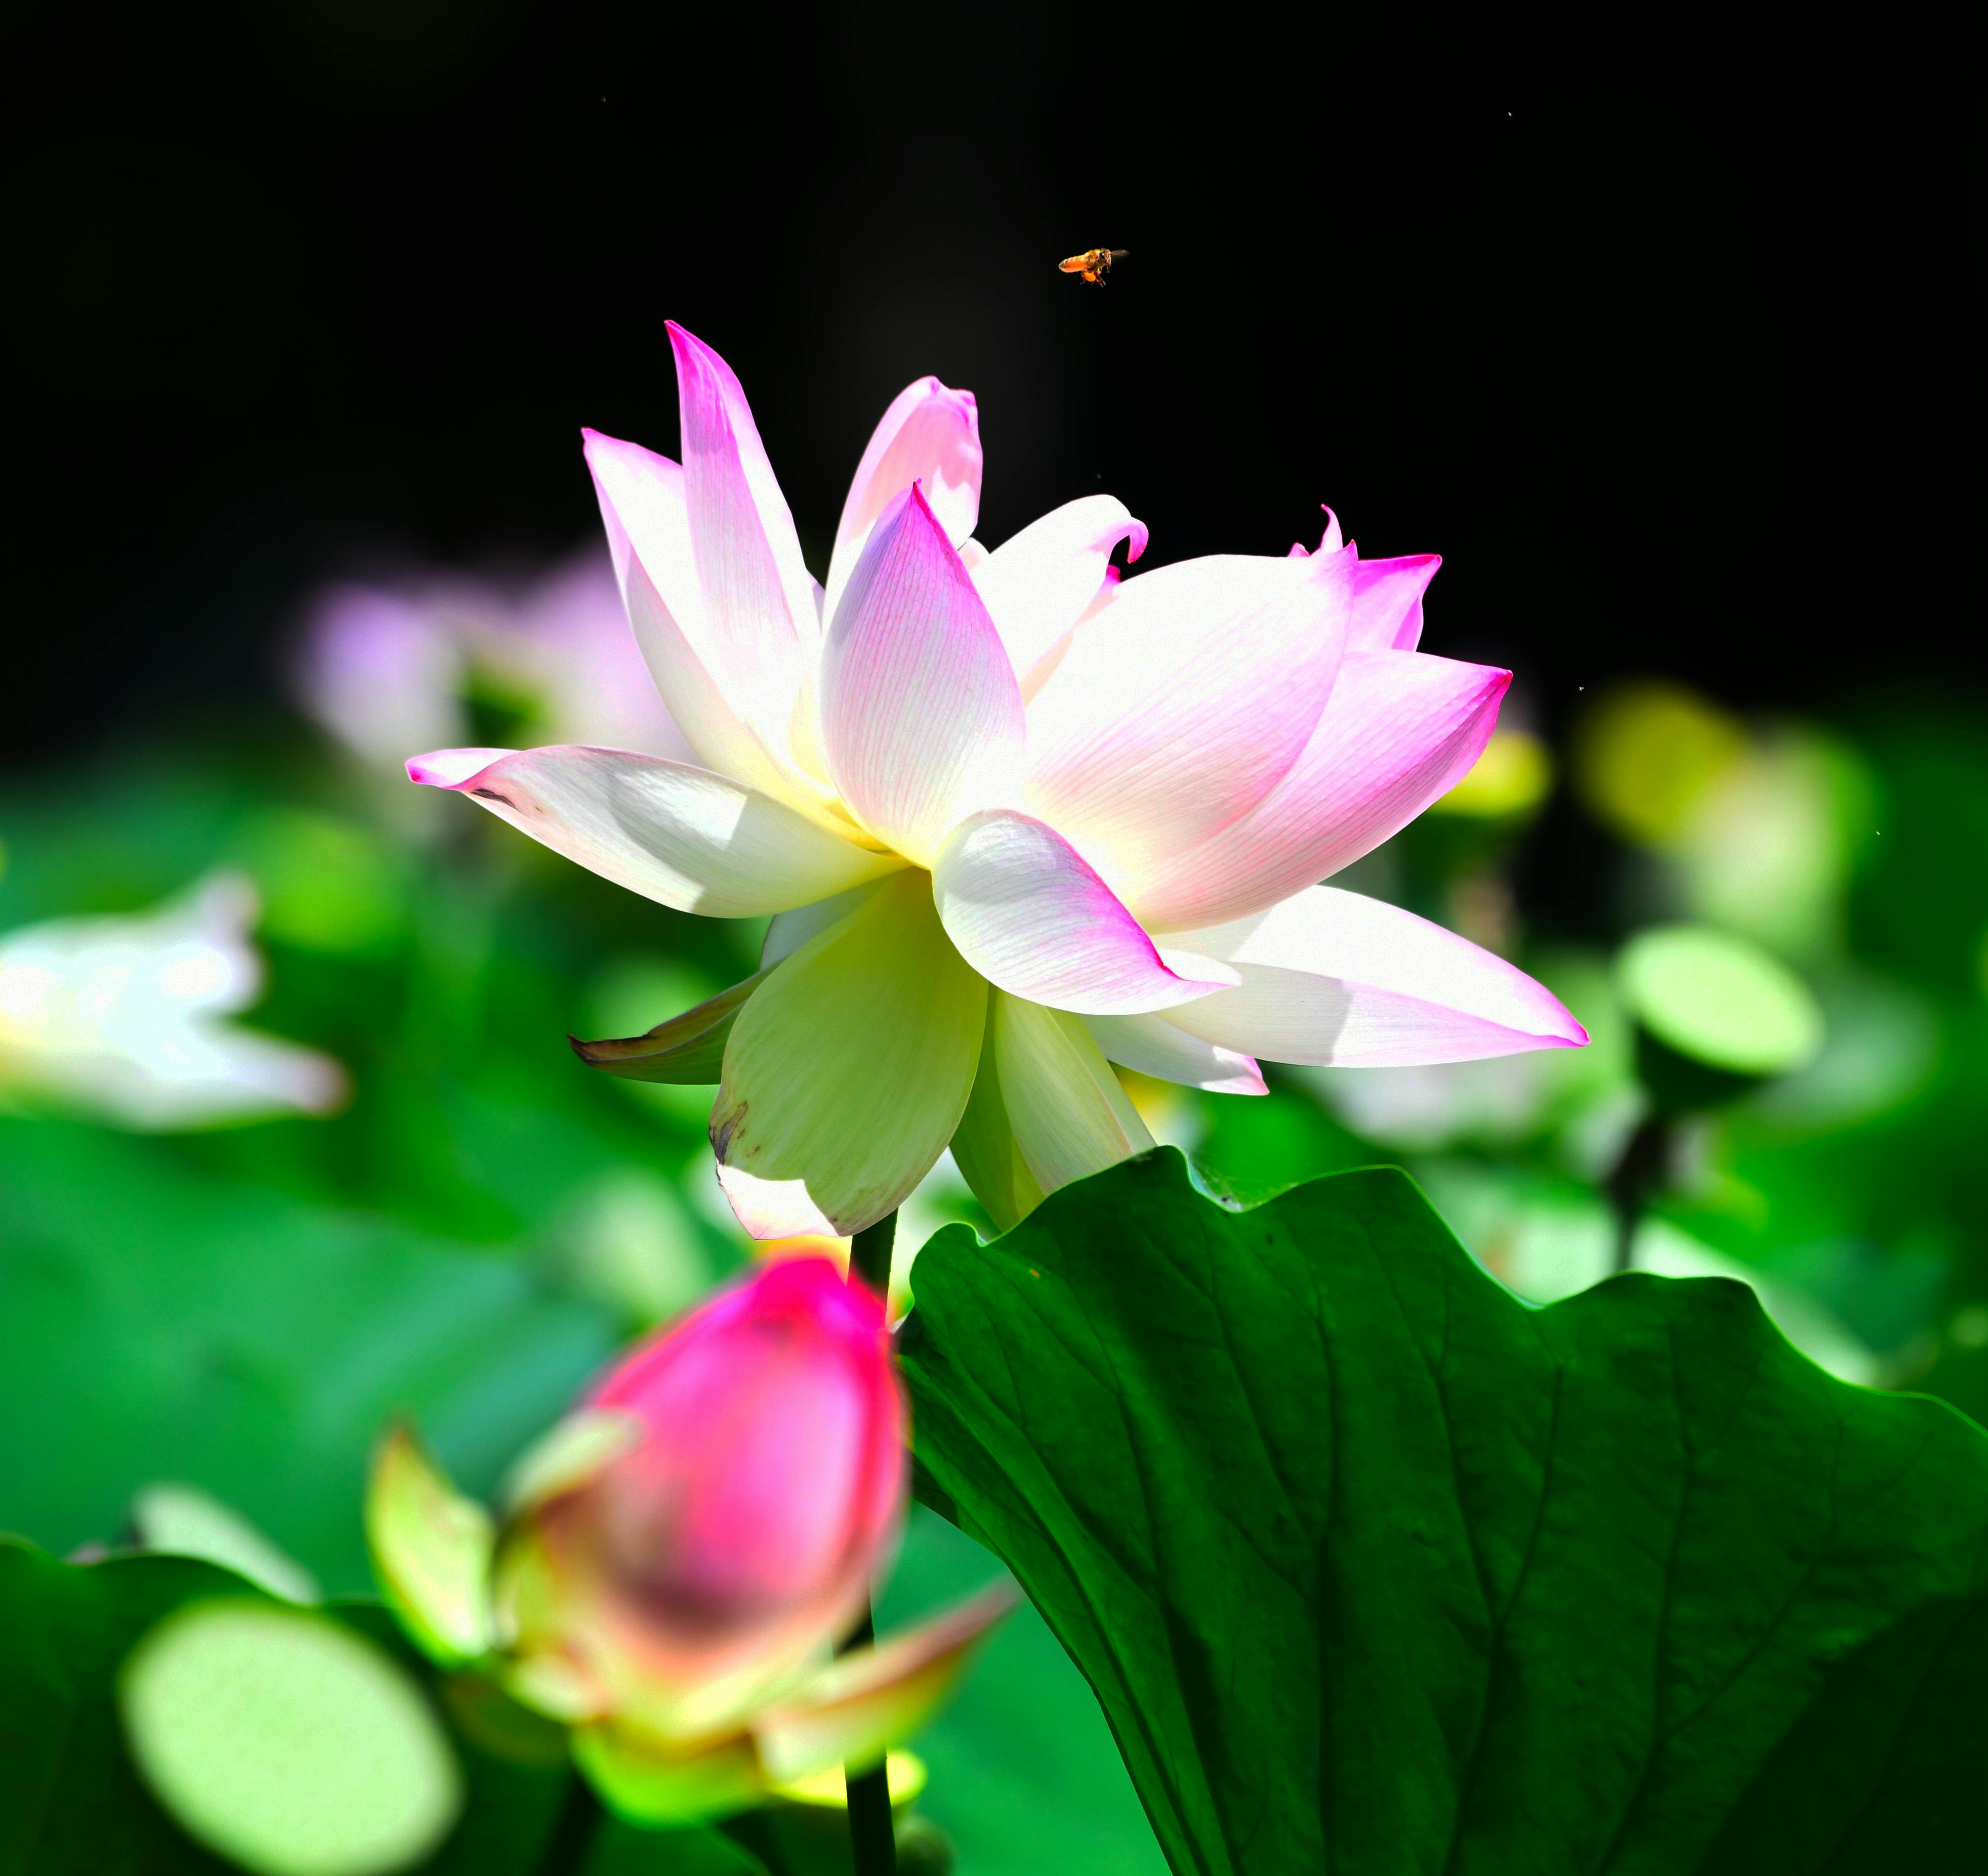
xmin=7 ymin=0 xmax=1982 ymax=768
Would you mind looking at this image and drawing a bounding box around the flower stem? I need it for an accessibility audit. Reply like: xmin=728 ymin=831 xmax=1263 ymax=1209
xmin=1605 ymin=1114 xmax=1671 ymax=1275
xmin=849 ymin=1210 xmax=897 ymax=1297
xmin=843 ymin=1209 xmax=898 ymax=1874
xmin=538 ymin=1768 xmax=603 ymax=1876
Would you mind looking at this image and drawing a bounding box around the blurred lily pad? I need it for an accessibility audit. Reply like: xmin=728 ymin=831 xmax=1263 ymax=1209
xmin=121 ymin=1597 xmax=463 ymax=1876
xmin=1618 ymin=922 xmax=1823 ymax=1078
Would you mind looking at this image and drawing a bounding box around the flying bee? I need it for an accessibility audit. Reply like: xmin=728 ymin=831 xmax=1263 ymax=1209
xmin=1059 ymin=248 xmax=1128 ymax=286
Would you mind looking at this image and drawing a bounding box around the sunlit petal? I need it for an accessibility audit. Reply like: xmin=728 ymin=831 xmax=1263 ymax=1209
xmin=407 ymin=746 xmax=901 ymax=917
xmin=1166 ymin=886 xmax=1588 ymax=1066
xmin=933 ymin=810 xmax=1235 ymax=1015
xmin=820 ymin=485 xmax=1025 ymax=866
xmin=711 ymin=872 xmax=987 ymax=1236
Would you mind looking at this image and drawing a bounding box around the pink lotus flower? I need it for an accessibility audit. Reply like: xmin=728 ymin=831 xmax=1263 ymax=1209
xmin=368 ymin=1257 xmax=1008 ymax=1824
xmin=409 ymin=324 xmax=1585 ymax=1237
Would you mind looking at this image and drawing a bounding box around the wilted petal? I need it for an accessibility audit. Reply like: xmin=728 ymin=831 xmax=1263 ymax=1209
xmin=407 ymin=746 xmax=902 ymax=917
xmin=1165 ymin=886 xmax=1588 ymax=1066
xmin=933 ymin=811 xmax=1235 ymax=1016
xmin=755 ymin=1585 xmax=1017 ymax=1784
xmin=1023 ymin=551 xmax=1351 ymax=895
xmin=1347 ymin=551 xmax=1440 ymax=653
xmin=1081 ymin=1012 xmax=1266 ymax=1095
xmin=711 ymin=872 xmax=987 ymax=1236
xmin=820 ymin=485 xmax=1025 ymax=866
xmin=571 ymin=971 xmax=771 ymax=1085
xmin=1128 ymin=650 xmax=1510 ymax=932
xmin=994 ymin=994 xmax=1154 ymax=1196
xmin=583 ymin=432 xmax=810 ymax=805
xmin=970 ymin=496 xmax=1147 ymax=689
xmin=824 ymin=378 xmax=982 ymax=627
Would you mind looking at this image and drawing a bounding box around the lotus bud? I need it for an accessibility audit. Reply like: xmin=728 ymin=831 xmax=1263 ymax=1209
xmin=370 ymin=1256 xmax=1011 ymax=1827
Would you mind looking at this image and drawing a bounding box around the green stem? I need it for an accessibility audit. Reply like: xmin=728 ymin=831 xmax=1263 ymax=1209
xmin=842 ymin=1210 xmax=898 ymax=1874
xmin=1605 ymin=1114 xmax=1671 ymax=1276
xmin=538 ymin=1769 xmax=603 ymax=1876
xmin=849 ymin=1211 xmax=897 ymax=1297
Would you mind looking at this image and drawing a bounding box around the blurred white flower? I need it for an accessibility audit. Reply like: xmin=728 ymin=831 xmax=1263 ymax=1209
xmin=295 ymin=552 xmax=693 ymax=775
xmin=0 ymin=874 xmax=347 ymax=1129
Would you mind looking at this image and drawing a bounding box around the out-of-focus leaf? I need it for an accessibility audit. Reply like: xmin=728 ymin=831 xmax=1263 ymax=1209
xmin=900 ymin=1151 xmax=1988 ymax=1876
xmin=0 ymin=1540 xmax=239 ymax=1874
xmin=0 ymin=1542 xmax=747 ymax=1876
xmin=130 ymin=1482 xmax=321 ymax=1604
xmin=0 ymin=1115 xmax=617 ymax=1589
xmin=1618 ymin=922 xmax=1824 ymax=1080
xmin=121 ymin=1596 xmax=463 ymax=1876
xmin=366 ymin=1424 xmax=496 ymax=1664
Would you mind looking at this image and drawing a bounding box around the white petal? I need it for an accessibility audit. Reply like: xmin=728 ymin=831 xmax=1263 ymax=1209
xmin=1081 ymin=1013 xmax=1266 ymax=1095
xmin=994 ymin=994 xmax=1153 ymax=1196
xmin=407 ymin=746 xmax=901 ymax=917
xmin=1022 ymin=550 xmax=1351 ymax=899
xmin=1165 ymin=887 xmax=1589 ymax=1067
xmin=932 ymin=811 xmax=1235 ymax=1016
xmin=970 ymin=496 xmax=1146 ymax=689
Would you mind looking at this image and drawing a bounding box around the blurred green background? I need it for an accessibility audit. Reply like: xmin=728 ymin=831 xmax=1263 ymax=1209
xmin=3 ymin=587 xmax=1985 ymax=1870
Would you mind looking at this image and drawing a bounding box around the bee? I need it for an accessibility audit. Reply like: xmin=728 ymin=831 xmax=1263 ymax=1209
xmin=1059 ymin=248 xmax=1128 ymax=286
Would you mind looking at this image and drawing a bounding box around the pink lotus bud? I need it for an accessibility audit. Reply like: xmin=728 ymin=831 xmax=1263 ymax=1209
xmin=505 ymin=1256 xmax=906 ymax=1738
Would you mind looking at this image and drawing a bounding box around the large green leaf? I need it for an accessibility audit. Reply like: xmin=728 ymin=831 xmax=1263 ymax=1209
xmin=898 ymin=1151 xmax=1988 ymax=1876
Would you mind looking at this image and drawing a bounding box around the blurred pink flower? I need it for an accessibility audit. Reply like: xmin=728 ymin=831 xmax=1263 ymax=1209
xmin=409 ymin=324 xmax=1585 ymax=1238
xmin=371 ymin=1257 xmax=1008 ymax=1823
xmin=0 ymin=874 xmax=346 ymax=1129
xmin=297 ymin=553 xmax=692 ymax=775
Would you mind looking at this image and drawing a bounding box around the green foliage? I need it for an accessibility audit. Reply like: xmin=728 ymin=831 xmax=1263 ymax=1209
xmin=0 ymin=1541 xmax=764 ymax=1876
xmin=0 ymin=1115 xmax=617 ymax=1589
xmin=900 ymin=1152 xmax=1988 ymax=1876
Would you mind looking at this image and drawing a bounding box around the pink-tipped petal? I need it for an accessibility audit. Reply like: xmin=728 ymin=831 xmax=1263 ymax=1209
xmin=824 ymin=378 xmax=982 ymax=627
xmin=1023 ymin=550 xmax=1352 ymax=899
xmin=969 ymin=496 xmax=1147 ymax=690
xmin=1081 ymin=1012 xmax=1267 ymax=1095
xmin=820 ymin=484 xmax=1026 ymax=866
xmin=932 ymin=810 xmax=1236 ymax=1016
xmin=406 ymin=745 xmax=901 ymax=917
xmin=668 ymin=323 xmax=821 ymax=651
xmin=1128 ymin=650 xmax=1511 ymax=932
xmin=407 ymin=747 xmax=512 ymax=787
xmin=1347 ymin=552 xmax=1441 ymax=653
xmin=582 ymin=430 xmax=814 ymax=808
xmin=1165 ymin=886 xmax=1589 ymax=1067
